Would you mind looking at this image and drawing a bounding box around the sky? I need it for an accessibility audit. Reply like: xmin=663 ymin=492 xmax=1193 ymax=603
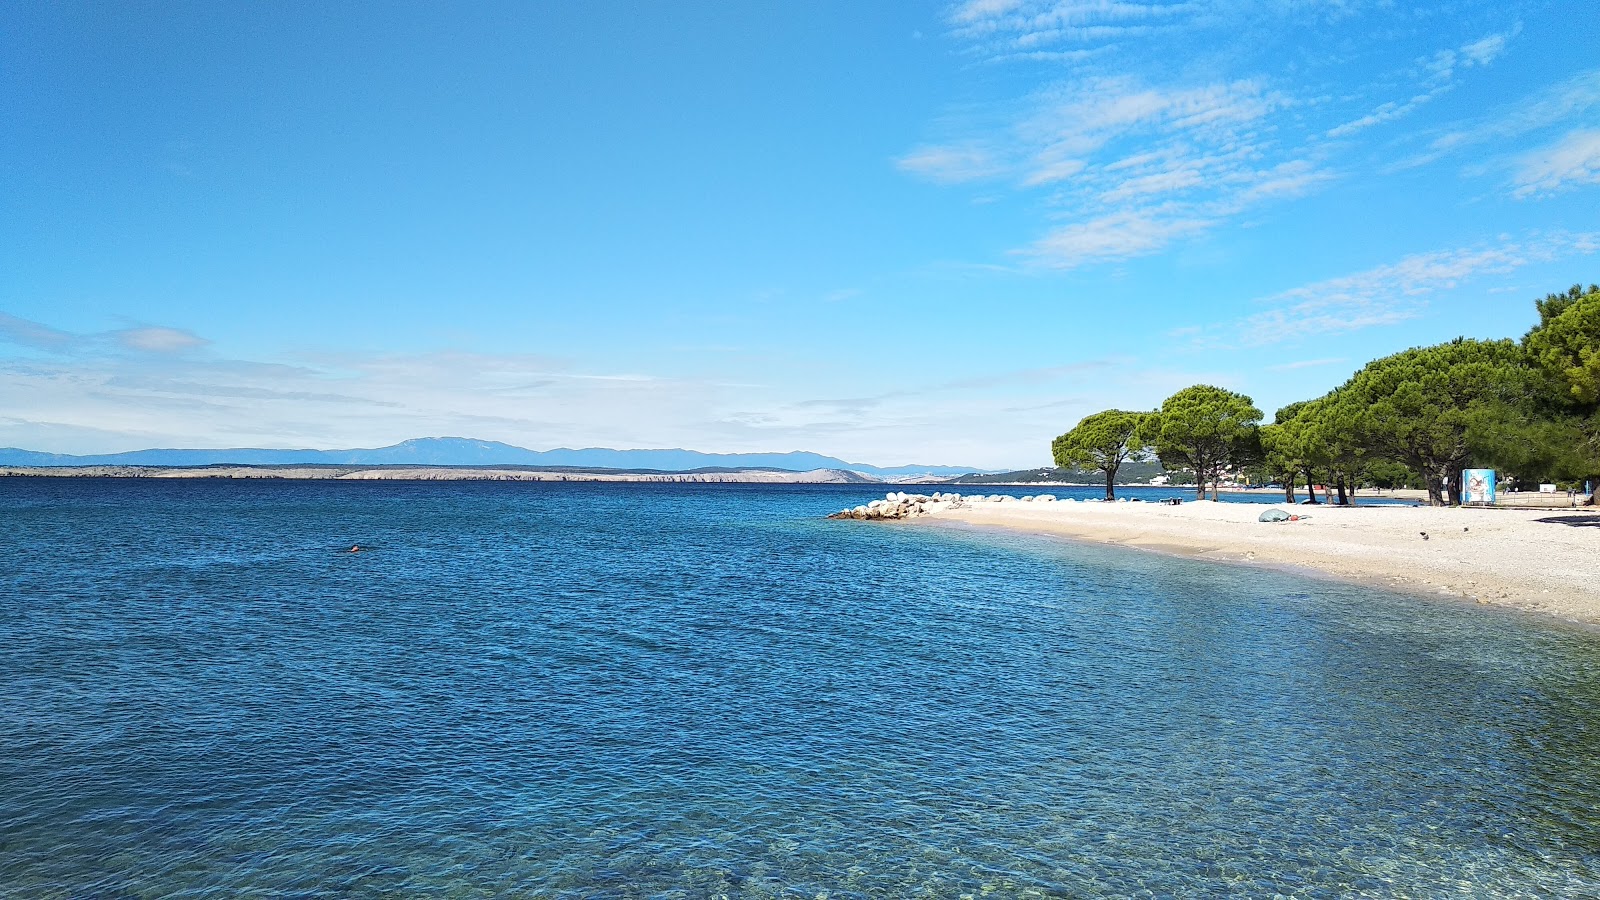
xmin=2 ymin=1 xmax=1598 ymax=470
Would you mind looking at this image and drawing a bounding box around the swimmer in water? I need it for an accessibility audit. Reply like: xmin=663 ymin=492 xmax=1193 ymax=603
xmin=349 ymin=544 xmax=362 ymax=553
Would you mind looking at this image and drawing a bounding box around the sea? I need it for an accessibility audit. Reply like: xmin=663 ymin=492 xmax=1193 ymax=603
xmin=3 ymin=479 xmax=1598 ymax=898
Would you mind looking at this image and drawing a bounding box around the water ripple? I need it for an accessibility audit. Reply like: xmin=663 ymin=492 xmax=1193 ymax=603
xmin=2 ymin=480 xmax=1599 ymax=897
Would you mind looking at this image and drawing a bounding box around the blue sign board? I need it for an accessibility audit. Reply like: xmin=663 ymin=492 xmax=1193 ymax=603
xmin=1462 ymin=469 xmax=1496 ymax=504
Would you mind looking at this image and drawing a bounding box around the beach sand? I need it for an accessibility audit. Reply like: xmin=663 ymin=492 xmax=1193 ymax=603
xmin=920 ymin=498 xmax=1600 ymax=625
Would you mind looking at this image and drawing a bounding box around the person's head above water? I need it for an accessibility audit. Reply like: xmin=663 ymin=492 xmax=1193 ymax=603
xmin=349 ymin=544 xmax=362 ymax=552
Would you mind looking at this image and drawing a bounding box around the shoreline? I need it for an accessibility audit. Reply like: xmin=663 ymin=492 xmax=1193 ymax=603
xmin=904 ymin=496 xmax=1600 ymax=626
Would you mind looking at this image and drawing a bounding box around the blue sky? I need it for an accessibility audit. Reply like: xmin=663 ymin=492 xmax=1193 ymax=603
xmin=2 ymin=1 xmax=1597 ymax=469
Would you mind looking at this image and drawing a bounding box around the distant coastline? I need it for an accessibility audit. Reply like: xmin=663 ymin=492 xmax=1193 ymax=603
xmin=0 ymin=464 xmax=939 ymax=484
xmin=0 ymin=437 xmax=979 ymax=480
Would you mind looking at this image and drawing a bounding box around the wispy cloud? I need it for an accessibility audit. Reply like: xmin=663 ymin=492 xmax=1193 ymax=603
xmin=1396 ymin=67 xmax=1600 ymax=172
xmin=896 ymin=144 xmax=1004 ymax=183
xmin=716 ymin=356 xmax=1214 ymax=467
xmin=1423 ymin=24 xmax=1518 ymax=83
xmin=1209 ymin=232 xmax=1600 ymax=347
xmin=1327 ymin=90 xmax=1440 ymax=139
xmin=1266 ymin=357 xmax=1346 ymax=372
xmin=5 ymin=328 xmax=1101 ymax=468
xmin=0 ymin=313 xmax=212 ymax=356
xmin=902 ymin=74 xmax=1314 ymax=267
xmin=0 ymin=313 xmax=77 ymax=351
xmin=117 ymin=326 xmax=209 ymax=353
xmin=787 ymin=359 xmax=1122 ymax=415
xmin=1026 ymin=208 xmax=1209 ymax=265
xmin=0 ymin=345 xmax=724 ymax=455
xmin=1513 ymin=128 xmax=1600 ymax=197
xmin=905 ymin=7 xmax=1544 ymax=268
xmin=947 ymin=0 xmax=1199 ymax=59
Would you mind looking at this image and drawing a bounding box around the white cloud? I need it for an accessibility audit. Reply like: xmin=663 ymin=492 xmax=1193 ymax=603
xmin=0 ymin=314 xmax=213 ymax=355
xmin=1209 ymin=232 xmax=1600 ymax=347
xmin=1513 ymin=128 xmax=1600 ymax=197
xmin=719 ymin=356 xmax=1222 ymax=468
xmin=895 ymin=144 xmax=1004 ymax=183
xmin=1399 ymin=67 xmax=1600 ymax=171
xmin=904 ymin=75 xmax=1312 ymax=266
xmin=1266 ymin=357 xmax=1346 ymax=372
xmin=0 ymin=331 xmax=1193 ymax=469
xmin=118 ymin=326 xmax=209 ymax=353
xmin=909 ymin=7 xmax=1554 ymax=270
xmin=949 ymin=0 xmax=1025 ymax=26
xmin=0 ymin=347 xmax=727 ymax=456
xmin=1327 ymin=90 xmax=1443 ymax=139
xmin=1225 ymin=159 xmax=1333 ymax=207
xmin=1025 ymin=208 xmax=1208 ymax=266
xmin=1327 ymin=25 xmax=1521 ymax=139
xmin=0 ymin=312 xmax=76 ymax=351
xmin=947 ymin=0 xmax=1198 ymax=56
xmin=1459 ymin=29 xmax=1514 ymax=66
xmin=1433 ymin=24 xmax=1518 ymax=78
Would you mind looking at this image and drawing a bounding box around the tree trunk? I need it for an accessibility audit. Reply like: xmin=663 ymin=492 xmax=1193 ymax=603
xmin=1335 ymin=477 xmax=1350 ymax=506
xmin=1425 ymin=476 xmax=1445 ymax=506
xmin=1282 ymin=477 xmax=1295 ymax=503
xmin=1302 ymin=467 xmax=1319 ymax=504
xmin=1431 ymin=465 xmax=1453 ymax=506
xmin=1446 ymin=467 xmax=1464 ymax=506
xmin=1104 ymin=465 xmax=1117 ymax=501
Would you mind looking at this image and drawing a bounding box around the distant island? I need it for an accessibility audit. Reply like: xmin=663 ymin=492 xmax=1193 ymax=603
xmin=0 ymin=437 xmax=1204 ymax=485
xmin=0 ymin=437 xmax=980 ymax=480
xmin=0 ymin=464 xmax=906 ymax=484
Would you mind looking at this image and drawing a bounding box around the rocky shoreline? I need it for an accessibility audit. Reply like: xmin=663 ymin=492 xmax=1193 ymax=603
xmin=828 ymin=491 xmax=1061 ymax=520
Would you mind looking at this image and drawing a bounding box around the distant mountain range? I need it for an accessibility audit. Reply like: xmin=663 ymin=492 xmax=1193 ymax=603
xmin=0 ymin=437 xmax=983 ymax=478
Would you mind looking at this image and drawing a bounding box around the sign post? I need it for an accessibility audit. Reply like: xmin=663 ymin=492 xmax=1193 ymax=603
xmin=1462 ymin=469 xmax=1496 ymax=505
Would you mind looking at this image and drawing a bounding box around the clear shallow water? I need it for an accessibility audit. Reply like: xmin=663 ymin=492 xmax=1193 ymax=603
xmin=2 ymin=479 xmax=1597 ymax=898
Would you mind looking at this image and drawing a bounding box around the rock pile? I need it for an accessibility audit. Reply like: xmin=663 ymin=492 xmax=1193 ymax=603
xmin=828 ymin=491 xmax=1058 ymax=520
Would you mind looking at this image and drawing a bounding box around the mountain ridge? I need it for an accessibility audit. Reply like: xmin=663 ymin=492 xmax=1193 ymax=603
xmin=0 ymin=437 xmax=984 ymax=477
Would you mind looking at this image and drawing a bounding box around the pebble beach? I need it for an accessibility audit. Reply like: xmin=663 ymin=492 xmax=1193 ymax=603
xmin=839 ymin=492 xmax=1600 ymax=626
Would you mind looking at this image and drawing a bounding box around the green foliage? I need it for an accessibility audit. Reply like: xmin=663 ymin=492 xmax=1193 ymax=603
xmin=954 ymin=460 xmax=1169 ymax=485
xmin=1257 ymin=423 xmax=1293 ymax=478
xmin=1051 ymin=409 xmax=1150 ymax=499
xmin=1363 ymin=460 xmax=1419 ymax=490
xmin=1522 ymin=286 xmax=1600 ymax=490
xmin=1532 ymin=283 xmax=1600 ymax=330
xmin=1264 ymin=402 xmax=1314 ymax=474
xmin=1016 ymin=282 xmax=1599 ymax=506
xmin=1150 ymin=385 xmax=1262 ymax=499
xmin=1258 ymin=402 xmax=1315 ymax=498
xmin=1334 ymin=338 xmax=1535 ymax=505
xmin=1526 ymin=286 xmax=1600 ymax=408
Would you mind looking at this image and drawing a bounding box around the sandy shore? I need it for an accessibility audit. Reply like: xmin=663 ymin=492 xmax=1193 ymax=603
xmin=920 ymin=498 xmax=1600 ymax=625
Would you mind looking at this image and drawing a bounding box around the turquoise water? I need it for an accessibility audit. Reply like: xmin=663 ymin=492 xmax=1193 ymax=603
xmin=2 ymin=479 xmax=1598 ymax=897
